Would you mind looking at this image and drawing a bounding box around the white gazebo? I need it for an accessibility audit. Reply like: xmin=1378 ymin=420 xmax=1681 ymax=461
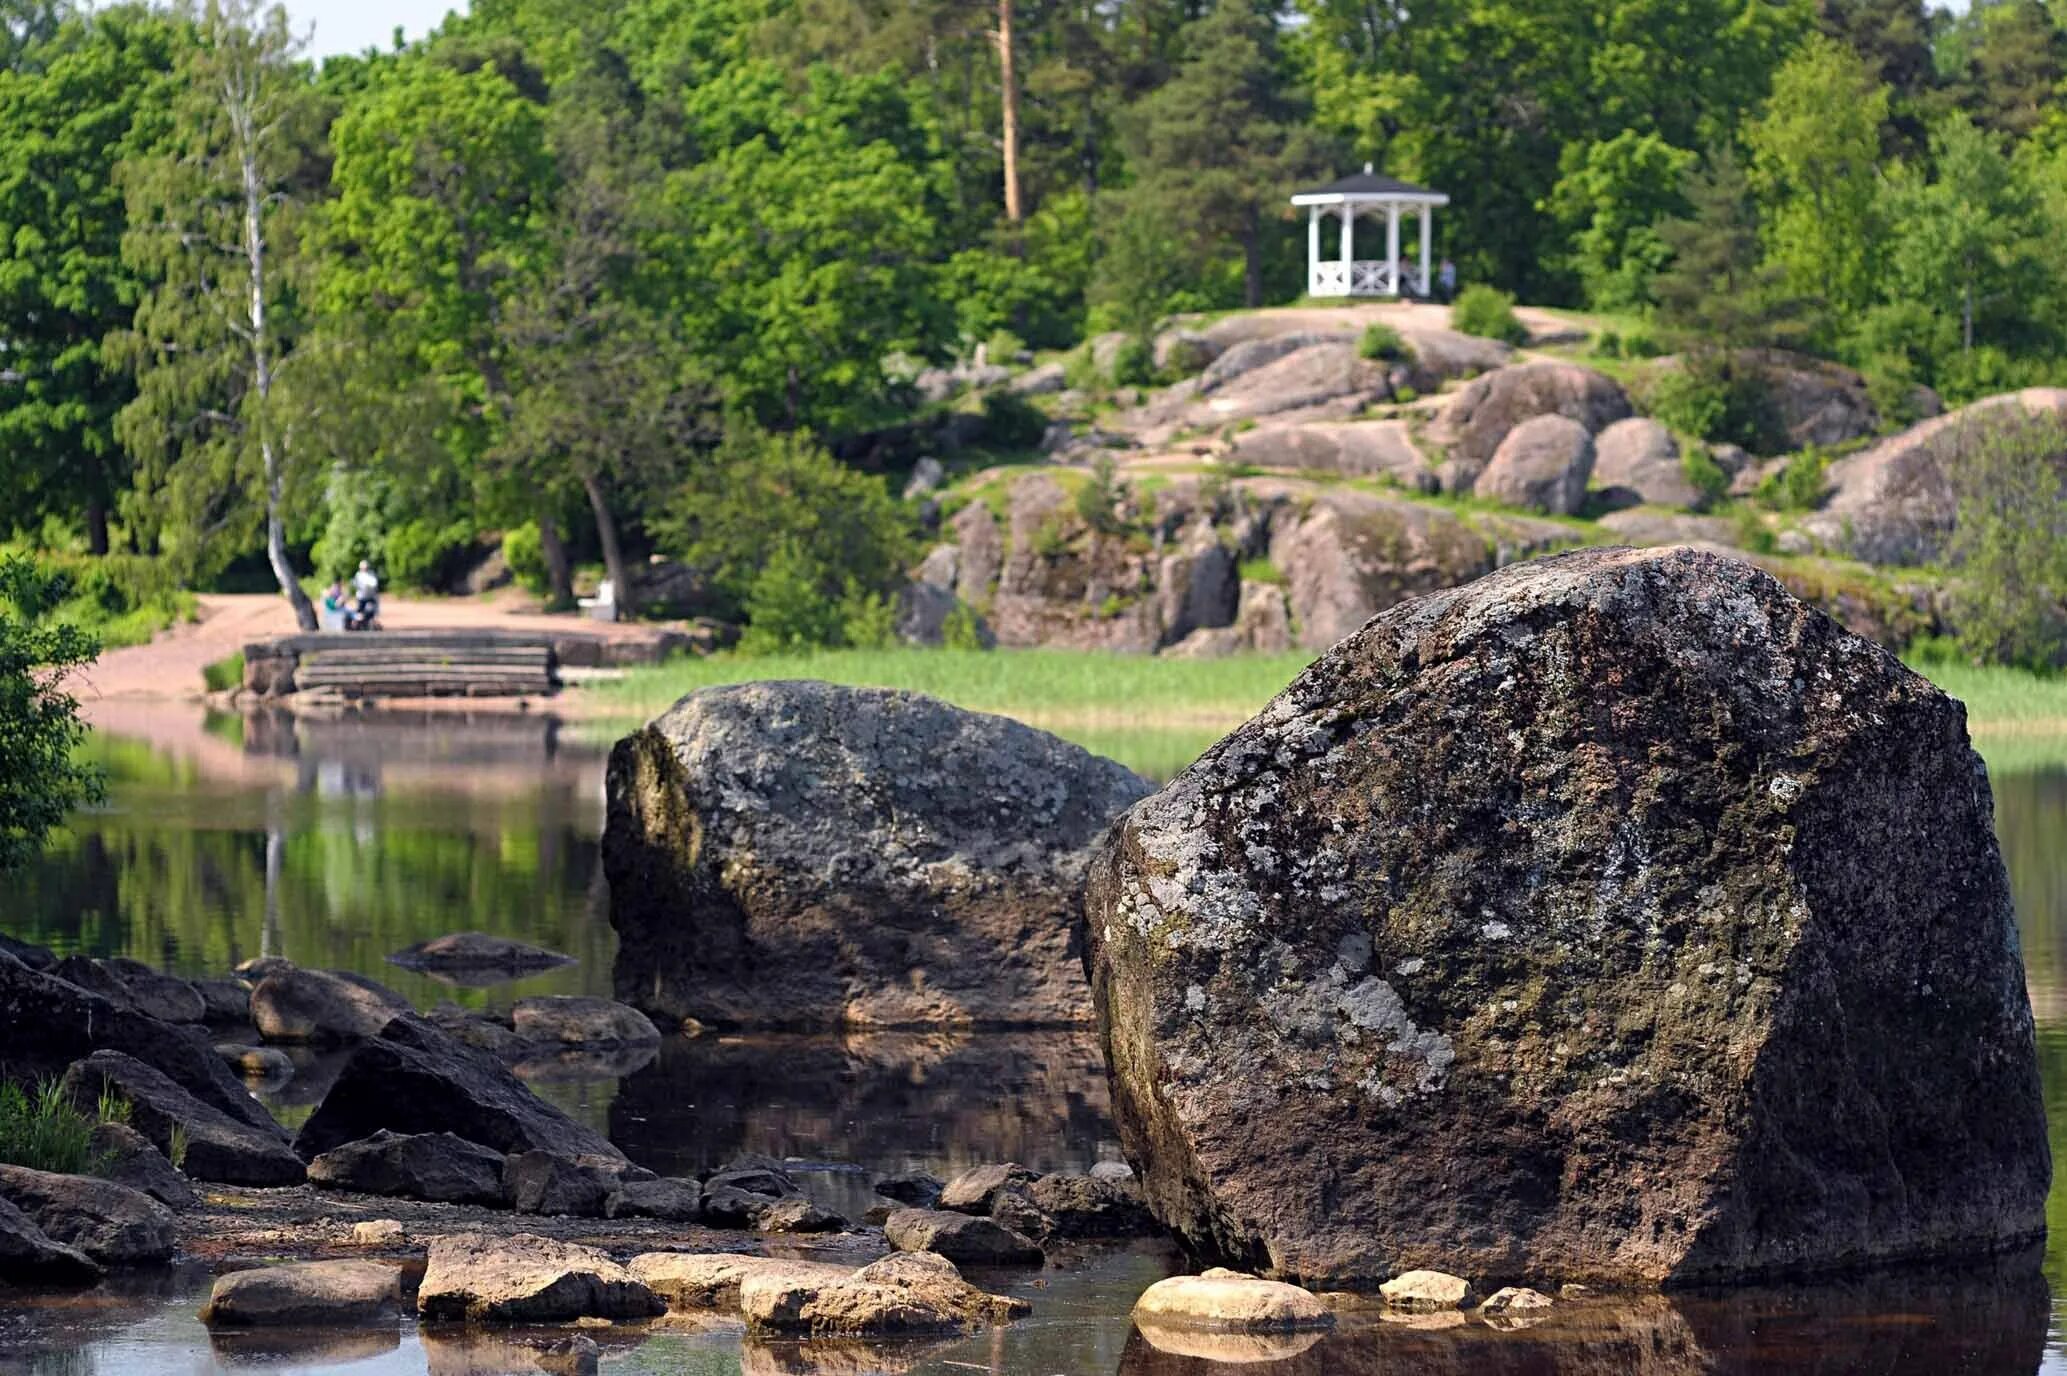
xmin=1292 ymin=165 xmax=1449 ymax=298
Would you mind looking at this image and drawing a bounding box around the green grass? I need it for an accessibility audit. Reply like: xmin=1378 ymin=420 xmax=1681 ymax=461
xmin=1913 ymin=661 xmax=2067 ymax=771
xmin=0 ymin=1077 xmax=126 ymax=1174
xmin=202 ymin=651 xmax=245 ymax=694
xmin=586 ymin=647 xmax=1317 ymax=779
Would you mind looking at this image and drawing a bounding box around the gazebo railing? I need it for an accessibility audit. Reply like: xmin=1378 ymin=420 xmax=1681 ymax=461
xmin=1310 ymin=260 xmax=1428 ymax=298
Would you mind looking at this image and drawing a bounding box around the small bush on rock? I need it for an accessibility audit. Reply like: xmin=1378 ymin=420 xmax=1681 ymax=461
xmin=1681 ymin=445 xmax=1730 ymax=508
xmin=1074 ymin=456 xmax=1127 ymax=536
xmin=1452 ymin=285 xmax=1527 ymax=344
xmin=1358 ymin=323 xmax=1410 ymax=361
xmin=1111 ymin=337 xmax=1156 ymax=388
xmin=0 ymin=1078 xmax=118 ymax=1174
xmin=980 ymin=391 xmax=1049 ymax=451
xmin=501 ymin=522 xmax=551 ymax=596
xmin=1756 ymin=447 xmax=1830 ymax=512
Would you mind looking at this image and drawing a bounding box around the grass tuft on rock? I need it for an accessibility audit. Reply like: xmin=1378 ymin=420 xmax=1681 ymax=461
xmin=0 ymin=1077 xmax=126 ymax=1174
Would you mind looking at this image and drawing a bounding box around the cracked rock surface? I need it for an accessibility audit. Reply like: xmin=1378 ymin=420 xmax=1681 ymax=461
xmin=1086 ymin=545 xmax=2047 ymax=1288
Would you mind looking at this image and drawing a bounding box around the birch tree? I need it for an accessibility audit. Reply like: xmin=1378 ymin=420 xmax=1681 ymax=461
xmin=111 ymin=0 xmax=321 ymax=627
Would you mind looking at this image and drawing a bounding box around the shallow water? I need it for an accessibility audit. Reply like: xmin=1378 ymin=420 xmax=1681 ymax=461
xmin=7 ymin=706 xmax=2067 ymax=1375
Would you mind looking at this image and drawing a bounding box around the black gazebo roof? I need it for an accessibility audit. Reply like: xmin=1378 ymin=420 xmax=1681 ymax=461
xmin=1294 ymin=169 xmax=1444 ymax=199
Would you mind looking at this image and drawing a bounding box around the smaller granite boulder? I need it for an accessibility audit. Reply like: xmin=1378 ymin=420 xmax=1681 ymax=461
xmin=192 ymin=978 xmax=253 ymax=1023
xmin=1473 ymin=413 xmax=1595 ymax=515
xmin=1025 ymin=1173 xmax=1157 ymax=1239
xmin=608 ymin=1177 xmax=704 ymax=1222
xmin=0 ymin=1195 xmax=100 ymax=1285
xmin=1380 ymin=1269 xmax=1474 ymax=1312
xmin=1131 ymin=1268 xmax=1333 ymax=1331
xmin=88 ymin=1121 xmax=198 ymax=1211
xmin=758 ymin=1197 xmax=845 ymax=1234
xmin=1430 ymin=360 xmax=1632 ymax=466
xmin=51 ymin=956 xmax=206 ymax=1024
xmin=1592 ymin=417 xmax=1698 ymax=509
xmin=306 ymin=1130 xmax=507 ymax=1206
xmin=740 ymin=1250 xmax=1030 ymax=1336
xmin=1481 ymin=1286 xmax=1555 ymax=1317
xmin=61 ymin=1051 xmax=303 ymax=1187
xmin=0 ymin=1164 xmax=176 ymax=1264
xmin=200 ymin=1259 xmax=404 ymax=1326
xmin=874 ymin=1172 xmax=944 ymax=1208
xmin=883 ymin=1208 xmax=1042 ymax=1266
xmin=352 ymin=1220 xmax=405 ymax=1246
xmin=629 ymin=1252 xmax=855 ymax=1311
xmin=250 ymin=968 xmax=411 ymax=1044
xmin=418 ymin=1232 xmax=665 ymax=1323
xmin=938 ymin=1163 xmax=1037 ymax=1215
xmin=215 ymin=1044 xmax=294 ymax=1080
xmin=510 ymin=996 xmax=659 ymax=1048
xmin=502 ymin=1151 xmax=614 ymax=1217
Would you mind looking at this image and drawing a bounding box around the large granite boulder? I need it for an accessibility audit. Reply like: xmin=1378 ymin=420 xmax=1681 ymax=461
xmin=50 ymin=956 xmax=206 ymax=1024
xmin=292 ymin=1015 xmax=626 ymax=1165
xmin=1226 ymin=420 xmax=1433 ymax=489
xmin=603 ymin=682 xmax=1150 ymax=1029
xmin=87 ymin=1121 xmax=198 ymax=1210
xmin=0 ymin=1165 xmax=176 ymax=1264
xmin=1084 ymin=546 xmax=2047 ymax=1288
xmin=1800 ymin=388 xmax=2067 ymax=564
xmin=1429 ymin=360 xmax=1632 ymax=468
xmin=306 ymin=1130 xmax=507 ymax=1205
xmin=0 ymin=953 xmax=278 ymax=1134
xmin=61 ymin=1051 xmax=304 ymax=1187
xmin=250 ymin=966 xmax=412 ymax=1044
xmin=1472 ymin=413 xmax=1595 ymax=515
xmin=1267 ymin=489 xmax=1494 ymax=650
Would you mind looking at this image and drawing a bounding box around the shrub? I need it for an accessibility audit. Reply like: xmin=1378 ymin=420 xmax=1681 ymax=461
xmin=1730 ymin=505 xmax=1778 ymax=555
xmin=1358 ymin=322 xmax=1409 ymax=362
xmin=0 ymin=554 xmax=102 ymax=871
xmin=1392 ymin=384 xmax=1419 ymax=404
xmin=1111 ymin=337 xmax=1155 ymax=388
xmin=201 ymin=652 xmax=244 ymax=694
xmin=1755 ymin=447 xmax=1830 ymax=512
xmin=982 ymin=328 xmax=1027 ymax=365
xmin=1862 ymin=354 xmax=1928 ymax=432
xmin=980 ymin=391 xmax=1049 ymax=451
xmin=1595 ymin=329 xmax=1623 ymax=358
xmin=1075 ymin=455 xmax=1126 ymax=536
xmin=654 ymin=425 xmax=913 ymax=639
xmin=0 ymin=1077 xmax=111 ymax=1174
xmin=1062 ymin=343 xmax=1104 ymax=392
xmin=1643 ymin=358 xmax=1782 ymax=453
xmin=1946 ymin=415 xmax=2067 ymax=670
xmin=1680 ymin=445 xmax=1731 ymax=508
xmin=501 ymin=522 xmax=551 ymax=596
xmin=1238 ymin=557 xmax=1286 ymax=586
xmin=1622 ymin=328 xmax=1662 ymax=358
xmin=382 ymin=518 xmax=474 ymax=591
xmin=941 ymin=602 xmax=989 ymax=649
xmin=1452 ymin=284 xmax=1527 ymax=344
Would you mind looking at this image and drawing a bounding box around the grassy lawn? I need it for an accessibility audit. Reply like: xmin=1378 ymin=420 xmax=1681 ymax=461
xmin=585 ymin=647 xmax=2067 ymax=779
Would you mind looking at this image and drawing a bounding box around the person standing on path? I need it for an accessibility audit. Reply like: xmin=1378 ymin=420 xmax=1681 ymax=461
xmin=1437 ymin=258 xmax=1457 ymax=303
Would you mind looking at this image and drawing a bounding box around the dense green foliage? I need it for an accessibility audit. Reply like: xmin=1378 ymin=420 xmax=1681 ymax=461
xmin=0 ymin=554 xmax=101 ymax=871
xmin=1947 ymin=416 xmax=2067 ymax=669
xmin=0 ymin=0 xmax=2064 ymax=650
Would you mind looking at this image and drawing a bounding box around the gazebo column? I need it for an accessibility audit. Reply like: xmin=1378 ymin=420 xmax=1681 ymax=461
xmin=1339 ymin=203 xmax=1355 ymax=294
xmin=1419 ymin=205 xmax=1432 ymax=298
xmin=1385 ymin=202 xmax=1401 ymax=296
xmin=1308 ymin=204 xmax=1321 ymax=295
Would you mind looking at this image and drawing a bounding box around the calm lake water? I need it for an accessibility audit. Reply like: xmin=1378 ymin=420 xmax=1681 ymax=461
xmin=6 ymin=705 xmax=2067 ymax=1376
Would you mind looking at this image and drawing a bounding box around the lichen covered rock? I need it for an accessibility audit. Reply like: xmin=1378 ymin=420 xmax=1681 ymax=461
xmin=604 ymin=681 xmax=1149 ymax=1029
xmin=1085 ymin=545 xmax=2047 ymax=1288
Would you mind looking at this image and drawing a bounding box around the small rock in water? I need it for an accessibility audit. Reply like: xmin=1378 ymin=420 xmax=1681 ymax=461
xmin=250 ymin=967 xmax=411 ymax=1044
xmin=1380 ymin=1269 xmax=1474 ymax=1312
xmin=627 ymin=1252 xmax=852 ymax=1311
xmin=873 ymin=1170 xmax=944 ymax=1208
xmin=351 ymin=1220 xmax=405 ymax=1246
xmin=215 ymin=1043 xmax=294 ymax=1080
xmin=938 ymin=1162 xmax=1037 ymax=1214
xmin=883 ymin=1208 xmax=1043 ymax=1266
xmin=1131 ymin=1268 xmax=1334 ymax=1331
xmin=739 ymin=1250 xmax=1029 ymax=1336
xmin=387 ymin=932 xmax=575 ymax=975
xmin=200 ymin=1258 xmax=403 ymax=1326
xmin=510 ymin=995 xmax=659 ymax=1048
xmin=0 ymin=1164 xmax=176 ymax=1265
xmin=756 ymin=1196 xmax=845 ymax=1234
xmin=1482 ymin=1285 xmax=1554 ymax=1314
xmin=417 ymin=1232 xmax=664 ymax=1323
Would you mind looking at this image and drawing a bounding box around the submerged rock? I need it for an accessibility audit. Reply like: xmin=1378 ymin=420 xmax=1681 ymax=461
xmin=388 ymin=932 xmax=576 ymax=976
xmin=510 ymin=995 xmax=659 ymax=1048
xmin=603 ymin=681 xmax=1149 ymax=1029
xmin=418 ymin=1232 xmax=665 ymax=1323
xmin=292 ymin=1015 xmax=626 ymax=1166
xmin=61 ymin=1051 xmax=304 ymax=1187
xmin=1131 ymin=1268 xmax=1333 ymax=1330
xmin=0 ymin=1165 xmax=176 ymax=1264
xmin=1085 ymin=545 xmax=2047 ymax=1288
xmin=200 ymin=1259 xmax=404 ymax=1326
xmin=306 ymin=1130 xmax=507 ymax=1206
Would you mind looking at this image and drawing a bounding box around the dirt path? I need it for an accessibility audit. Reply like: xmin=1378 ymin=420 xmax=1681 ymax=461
xmin=78 ymin=589 xmax=672 ymax=711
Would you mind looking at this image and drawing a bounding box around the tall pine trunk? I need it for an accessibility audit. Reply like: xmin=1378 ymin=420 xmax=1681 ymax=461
xmin=538 ymin=512 xmax=574 ymax=608
xmin=579 ymin=466 xmax=631 ymax=621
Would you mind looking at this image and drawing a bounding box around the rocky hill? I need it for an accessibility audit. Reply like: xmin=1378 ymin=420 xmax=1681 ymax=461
xmin=900 ymin=302 xmax=2065 ymax=656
